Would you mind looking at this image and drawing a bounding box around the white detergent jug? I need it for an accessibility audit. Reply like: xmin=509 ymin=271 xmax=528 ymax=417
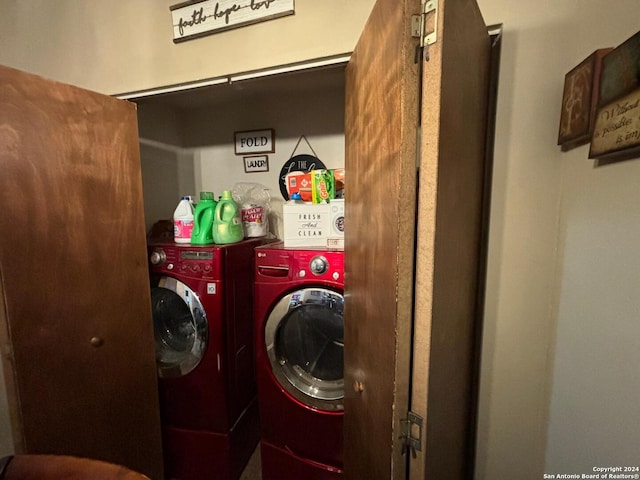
xmin=173 ymin=196 xmax=194 ymax=243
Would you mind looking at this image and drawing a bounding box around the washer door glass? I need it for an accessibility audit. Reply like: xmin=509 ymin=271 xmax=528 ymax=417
xmin=150 ymin=277 xmax=208 ymax=378
xmin=265 ymin=287 xmax=344 ymax=411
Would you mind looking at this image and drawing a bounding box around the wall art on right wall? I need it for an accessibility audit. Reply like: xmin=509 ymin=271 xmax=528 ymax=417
xmin=558 ymin=48 xmax=611 ymax=151
xmin=589 ymin=30 xmax=640 ymax=160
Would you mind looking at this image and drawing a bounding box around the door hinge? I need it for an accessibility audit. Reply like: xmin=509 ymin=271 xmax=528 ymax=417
xmin=411 ymin=0 xmax=438 ymax=48
xmin=400 ymin=411 xmax=423 ymax=458
xmin=411 ymin=1 xmax=438 ymax=62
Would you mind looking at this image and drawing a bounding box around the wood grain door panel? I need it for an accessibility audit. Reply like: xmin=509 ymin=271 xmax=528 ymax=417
xmin=411 ymin=0 xmax=491 ymax=478
xmin=344 ymin=0 xmax=420 ymax=478
xmin=344 ymin=0 xmax=490 ymax=478
xmin=0 ymin=65 xmax=163 ymax=480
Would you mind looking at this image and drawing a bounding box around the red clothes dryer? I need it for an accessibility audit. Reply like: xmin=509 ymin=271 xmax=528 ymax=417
xmin=148 ymin=238 xmax=265 ymax=480
xmin=254 ymin=242 xmax=345 ymax=480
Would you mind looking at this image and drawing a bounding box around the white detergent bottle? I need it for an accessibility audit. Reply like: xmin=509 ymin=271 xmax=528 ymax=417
xmin=173 ymin=196 xmax=195 ymax=243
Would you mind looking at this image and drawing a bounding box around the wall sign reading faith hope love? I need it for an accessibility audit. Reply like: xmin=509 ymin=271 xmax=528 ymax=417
xmin=170 ymin=0 xmax=295 ymax=43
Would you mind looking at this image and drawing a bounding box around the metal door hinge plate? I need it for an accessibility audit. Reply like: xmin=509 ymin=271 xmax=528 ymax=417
xmin=400 ymin=411 xmax=423 ymax=458
xmin=411 ymin=0 xmax=438 ymax=47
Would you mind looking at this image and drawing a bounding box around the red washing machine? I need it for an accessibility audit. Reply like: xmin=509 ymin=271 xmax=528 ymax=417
xmin=254 ymin=242 xmax=344 ymax=480
xmin=148 ymin=238 xmax=266 ymax=480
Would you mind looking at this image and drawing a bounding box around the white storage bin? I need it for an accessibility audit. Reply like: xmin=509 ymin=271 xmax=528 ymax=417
xmin=283 ymin=203 xmax=331 ymax=247
xmin=283 ymin=200 xmax=345 ymax=248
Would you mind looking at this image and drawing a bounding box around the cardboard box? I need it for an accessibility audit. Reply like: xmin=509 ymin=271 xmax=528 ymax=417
xmin=286 ymin=168 xmax=345 ymax=203
xmin=285 ymin=172 xmax=313 ymax=202
xmin=311 ymin=169 xmax=335 ymax=204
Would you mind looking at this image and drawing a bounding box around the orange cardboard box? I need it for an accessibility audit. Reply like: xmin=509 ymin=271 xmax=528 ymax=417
xmin=285 ymin=172 xmax=313 ymax=202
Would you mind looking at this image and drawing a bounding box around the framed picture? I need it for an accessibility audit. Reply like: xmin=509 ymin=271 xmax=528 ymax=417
xmin=589 ymin=31 xmax=640 ymax=161
xmin=234 ymin=129 xmax=275 ymax=155
xmin=597 ymin=30 xmax=640 ymax=108
xmin=243 ymin=155 xmax=269 ymax=173
xmin=557 ymin=48 xmax=612 ymax=151
xmin=589 ymin=88 xmax=640 ymax=160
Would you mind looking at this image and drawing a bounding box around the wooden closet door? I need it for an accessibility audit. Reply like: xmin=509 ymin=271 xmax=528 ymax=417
xmin=344 ymin=0 xmax=490 ymax=478
xmin=411 ymin=0 xmax=490 ymax=477
xmin=344 ymin=0 xmax=420 ymax=478
xmin=0 ymin=65 xmax=163 ymax=480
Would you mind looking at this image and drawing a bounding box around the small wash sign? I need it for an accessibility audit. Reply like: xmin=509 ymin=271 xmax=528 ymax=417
xmin=170 ymin=0 xmax=295 ymax=43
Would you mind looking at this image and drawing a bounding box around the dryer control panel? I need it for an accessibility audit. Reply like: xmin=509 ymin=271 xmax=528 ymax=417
xmin=148 ymin=246 xmax=223 ymax=280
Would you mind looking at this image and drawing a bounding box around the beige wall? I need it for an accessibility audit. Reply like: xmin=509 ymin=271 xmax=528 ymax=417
xmin=0 ymin=0 xmax=373 ymax=95
xmin=476 ymin=0 xmax=640 ymax=478
xmin=2 ymin=1 xmax=640 ymax=478
xmin=136 ymin=68 xmax=346 ymax=238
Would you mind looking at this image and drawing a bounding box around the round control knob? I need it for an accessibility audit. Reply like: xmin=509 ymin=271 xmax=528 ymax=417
xmin=310 ymin=256 xmax=328 ymax=275
xmin=150 ymin=250 xmax=166 ymax=266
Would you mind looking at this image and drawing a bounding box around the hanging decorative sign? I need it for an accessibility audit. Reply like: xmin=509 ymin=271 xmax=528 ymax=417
xmin=279 ymin=135 xmax=325 ymax=200
xmin=279 ymin=155 xmax=326 ymax=200
xmin=170 ymin=0 xmax=295 ymax=43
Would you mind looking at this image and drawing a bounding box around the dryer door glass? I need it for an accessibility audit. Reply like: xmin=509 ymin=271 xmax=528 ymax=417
xmin=265 ymin=287 xmax=344 ymax=411
xmin=150 ymin=277 xmax=208 ymax=378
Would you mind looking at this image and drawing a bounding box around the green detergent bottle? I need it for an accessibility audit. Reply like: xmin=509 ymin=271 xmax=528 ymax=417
xmin=213 ymin=190 xmax=244 ymax=244
xmin=190 ymin=191 xmax=217 ymax=245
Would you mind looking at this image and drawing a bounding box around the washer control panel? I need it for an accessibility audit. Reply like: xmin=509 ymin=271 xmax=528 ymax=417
xmin=293 ymin=250 xmax=344 ymax=284
xmin=309 ymin=255 xmax=328 ymax=275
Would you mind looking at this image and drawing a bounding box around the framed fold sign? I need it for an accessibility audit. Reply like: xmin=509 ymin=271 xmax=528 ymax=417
xmin=557 ymin=49 xmax=611 ymax=151
xmin=170 ymin=0 xmax=295 ymax=43
xmin=589 ymin=30 xmax=640 ymax=160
